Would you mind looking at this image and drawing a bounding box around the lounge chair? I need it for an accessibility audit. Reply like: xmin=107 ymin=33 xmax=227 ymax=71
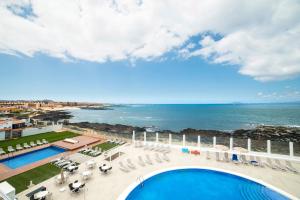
xmin=119 ymin=140 xmax=126 ymax=145
xmin=249 ymin=155 xmax=259 ymax=166
xmin=155 ymin=153 xmax=162 ymax=163
xmin=232 ymin=154 xmax=240 ymax=164
xmin=162 ymin=153 xmax=170 ymax=162
xmin=138 ymin=156 xmax=146 ymax=167
xmin=191 ymin=150 xmax=200 ymax=155
xmin=285 ymin=161 xmax=299 ymax=173
xmin=215 ymin=152 xmax=221 ymax=161
xmin=119 ymin=161 xmax=130 ymax=172
xmin=240 ymin=154 xmax=249 ymax=164
xmin=42 ymin=139 xmax=48 ymax=144
xmin=23 ymin=143 xmax=31 ymax=149
xmin=0 ymin=148 xmax=6 ymax=155
xmin=145 ymin=154 xmax=153 ymax=165
xmin=274 ymin=159 xmax=286 ymax=171
xmin=7 ymin=146 xmax=15 ymax=153
xmin=36 ymin=140 xmax=43 ymax=145
xmin=51 ymin=157 xmax=64 ymax=164
xmin=57 ymin=160 xmax=72 ymax=168
xmin=266 ymin=158 xmax=277 ymax=169
xmin=16 ymin=144 xmax=23 ymax=151
xmin=144 ymin=144 xmax=150 ymax=150
xmin=206 ymin=151 xmax=211 ymax=160
xmin=255 ymin=156 xmax=265 ymax=167
xmin=66 ymin=165 xmax=79 ymax=173
xmin=162 ymin=146 xmax=171 ymax=154
xmin=223 ymin=152 xmax=230 ymax=162
xmin=30 ymin=141 xmax=36 ymax=147
xmin=126 ymin=159 xmax=136 ymax=169
xmin=181 ymin=148 xmax=190 ymax=154
xmin=92 ymin=151 xmax=102 ymax=157
xmin=53 ymin=159 xmax=66 ymax=165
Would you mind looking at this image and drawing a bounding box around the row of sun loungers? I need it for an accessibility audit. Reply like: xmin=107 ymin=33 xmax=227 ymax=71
xmin=51 ymin=157 xmax=79 ymax=173
xmin=78 ymin=147 xmax=102 ymax=157
xmin=119 ymin=153 xmax=170 ymax=172
xmin=136 ymin=142 xmax=171 ymax=154
xmin=212 ymin=151 xmax=299 ymax=174
xmin=0 ymin=139 xmax=48 ymax=155
xmin=108 ymin=138 xmax=126 ymax=145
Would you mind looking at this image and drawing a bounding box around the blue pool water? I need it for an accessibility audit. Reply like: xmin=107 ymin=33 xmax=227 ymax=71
xmin=125 ymin=169 xmax=289 ymax=200
xmin=0 ymin=146 xmax=66 ymax=169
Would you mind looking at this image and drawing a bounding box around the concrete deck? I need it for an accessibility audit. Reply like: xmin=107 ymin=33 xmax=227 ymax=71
xmin=52 ymin=136 xmax=101 ymax=150
xmin=16 ymin=144 xmax=300 ymax=200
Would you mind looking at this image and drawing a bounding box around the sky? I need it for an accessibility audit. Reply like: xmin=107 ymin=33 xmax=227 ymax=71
xmin=0 ymin=0 xmax=300 ymax=104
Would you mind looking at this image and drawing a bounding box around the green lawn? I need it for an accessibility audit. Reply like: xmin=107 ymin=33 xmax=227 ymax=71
xmin=93 ymin=142 xmax=118 ymax=151
xmin=0 ymin=131 xmax=79 ymax=153
xmin=4 ymin=163 xmax=61 ymax=194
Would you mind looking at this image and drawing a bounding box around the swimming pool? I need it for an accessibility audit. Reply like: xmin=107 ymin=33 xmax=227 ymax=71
xmin=0 ymin=146 xmax=66 ymax=169
xmin=123 ymin=168 xmax=291 ymax=200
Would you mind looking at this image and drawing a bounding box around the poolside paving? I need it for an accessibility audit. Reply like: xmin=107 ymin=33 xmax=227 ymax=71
xmin=15 ymin=143 xmax=300 ymax=200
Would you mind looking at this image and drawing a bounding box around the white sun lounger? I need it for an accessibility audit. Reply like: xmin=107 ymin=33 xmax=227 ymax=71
xmin=240 ymin=155 xmax=249 ymax=165
xmin=126 ymin=159 xmax=136 ymax=169
xmin=266 ymin=158 xmax=277 ymax=169
xmin=285 ymin=161 xmax=299 ymax=173
xmin=255 ymin=156 xmax=265 ymax=167
xmin=223 ymin=152 xmax=230 ymax=162
xmin=206 ymin=151 xmax=211 ymax=160
xmin=36 ymin=140 xmax=43 ymax=145
xmin=145 ymin=154 xmax=153 ymax=165
xmin=274 ymin=159 xmax=287 ymax=171
xmin=16 ymin=144 xmax=23 ymax=150
xmin=215 ymin=152 xmax=221 ymax=161
xmin=138 ymin=156 xmax=146 ymax=167
xmin=7 ymin=146 xmax=15 ymax=153
xmin=119 ymin=161 xmax=130 ymax=172
xmin=155 ymin=153 xmax=162 ymax=163
xmin=23 ymin=143 xmax=31 ymax=148
xmin=143 ymin=143 xmax=150 ymax=150
xmin=0 ymin=148 xmax=6 ymax=155
xmin=162 ymin=153 xmax=170 ymax=162
xmin=42 ymin=139 xmax=48 ymax=144
xmin=30 ymin=141 xmax=36 ymax=147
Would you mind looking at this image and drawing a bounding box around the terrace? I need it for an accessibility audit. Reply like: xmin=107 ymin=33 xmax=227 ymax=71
xmin=1 ymin=130 xmax=300 ymax=200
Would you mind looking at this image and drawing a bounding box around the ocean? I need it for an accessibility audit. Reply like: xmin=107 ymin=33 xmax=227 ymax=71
xmin=68 ymin=103 xmax=300 ymax=132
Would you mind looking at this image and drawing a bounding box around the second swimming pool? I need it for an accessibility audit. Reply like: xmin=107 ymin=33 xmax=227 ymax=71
xmin=0 ymin=146 xmax=66 ymax=169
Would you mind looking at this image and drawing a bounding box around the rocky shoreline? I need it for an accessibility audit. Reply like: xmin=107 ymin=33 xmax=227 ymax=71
xmin=33 ymin=110 xmax=299 ymax=154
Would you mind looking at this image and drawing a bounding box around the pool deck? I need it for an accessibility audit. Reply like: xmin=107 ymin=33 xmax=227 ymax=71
xmin=0 ymin=135 xmax=104 ymax=181
xmin=52 ymin=135 xmax=101 ymax=150
xmin=16 ymin=143 xmax=300 ymax=200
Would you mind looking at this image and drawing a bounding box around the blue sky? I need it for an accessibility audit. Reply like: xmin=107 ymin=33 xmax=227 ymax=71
xmin=1 ymin=53 xmax=299 ymax=104
xmin=0 ymin=1 xmax=300 ymax=103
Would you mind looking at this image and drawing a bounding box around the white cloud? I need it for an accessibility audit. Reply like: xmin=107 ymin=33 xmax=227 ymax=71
xmin=0 ymin=0 xmax=300 ymax=81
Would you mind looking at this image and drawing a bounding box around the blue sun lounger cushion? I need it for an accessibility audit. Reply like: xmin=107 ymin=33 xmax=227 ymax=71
xmin=181 ymin=148 xmax=190 ymax=154
xmin=232 ymin=154 xmax=239 ymax=162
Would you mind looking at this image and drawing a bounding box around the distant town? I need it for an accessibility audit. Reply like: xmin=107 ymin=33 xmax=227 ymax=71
xmin=0 ymin=100 xmax=105 ymax=140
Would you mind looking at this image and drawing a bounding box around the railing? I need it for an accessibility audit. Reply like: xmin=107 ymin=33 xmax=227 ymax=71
xmin=62 ymin=126 xmax=300 ymax=160
xmin=136 ymin=176 xmax=144 ymax=188
xmin=132 ymin=131 xmax=300 ymax=160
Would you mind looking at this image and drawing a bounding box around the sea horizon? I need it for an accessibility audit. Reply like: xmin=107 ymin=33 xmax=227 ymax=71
xmin=68 ymin=103 xmax=300 ymax=132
